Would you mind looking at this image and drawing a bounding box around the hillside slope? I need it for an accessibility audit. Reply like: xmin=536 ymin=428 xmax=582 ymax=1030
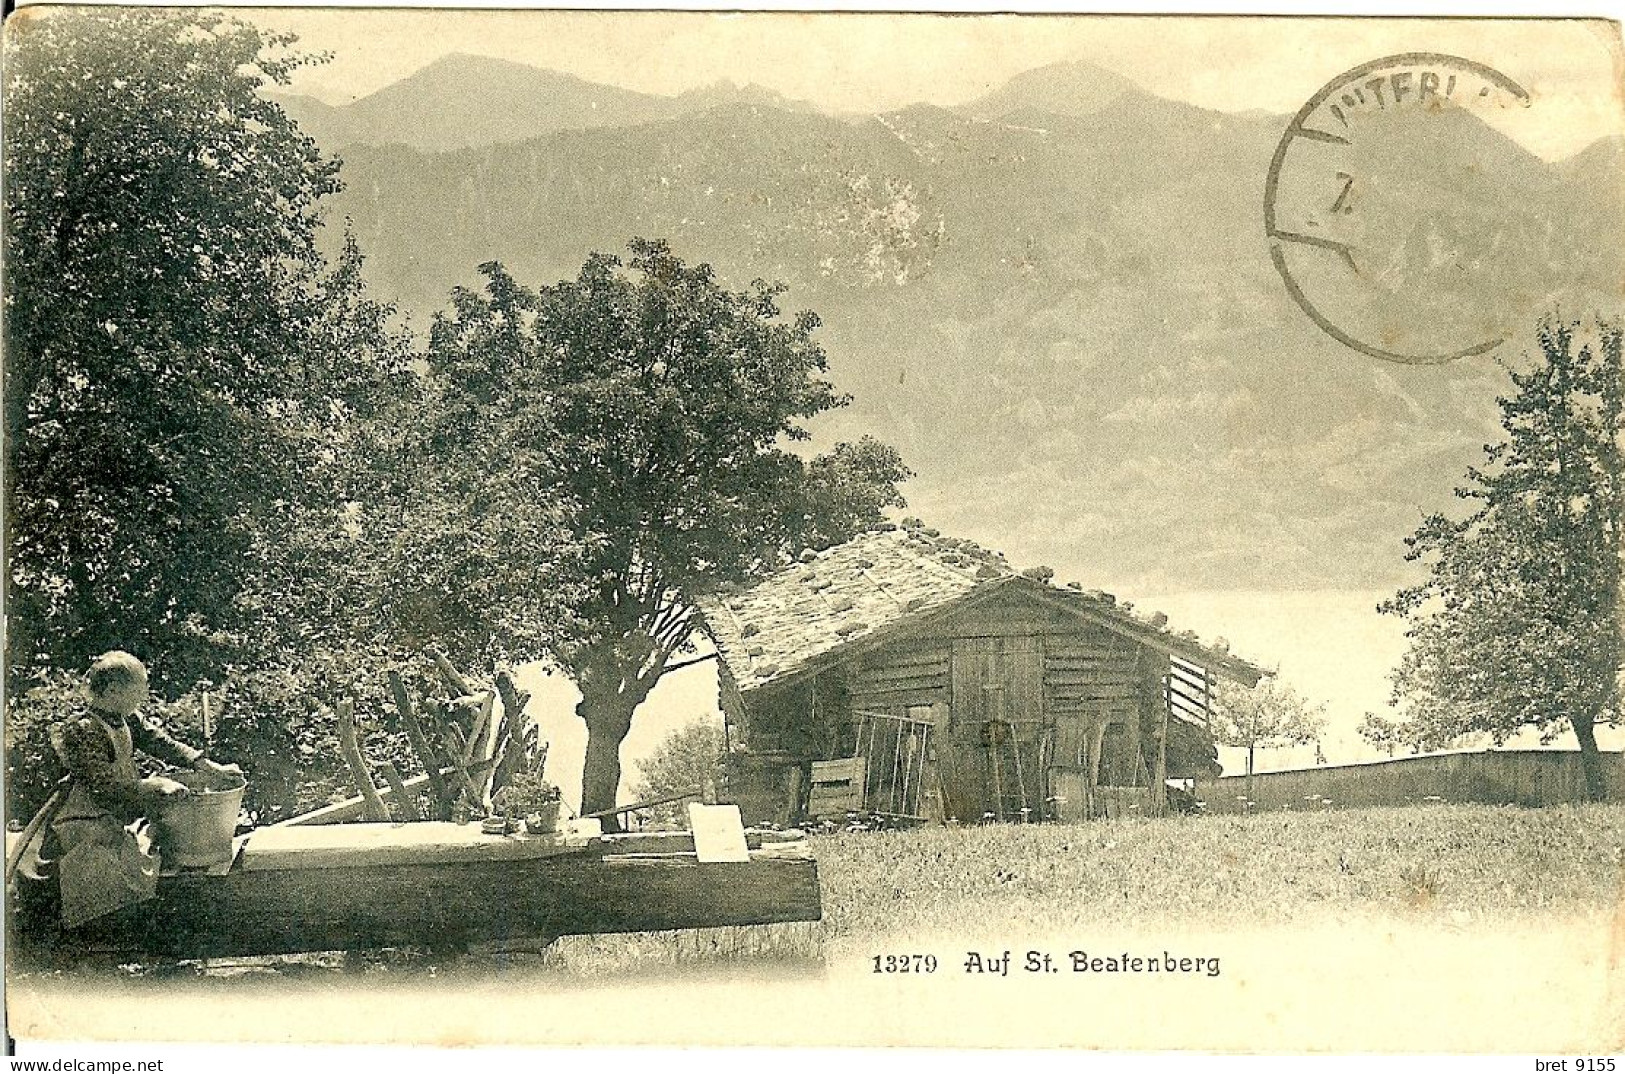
xmin=298 ymin=63 xmax=1622 ymax=591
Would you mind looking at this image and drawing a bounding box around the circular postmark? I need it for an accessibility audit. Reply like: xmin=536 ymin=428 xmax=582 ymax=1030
xmin=1265 ymin=53 xmax=1533 ymax=364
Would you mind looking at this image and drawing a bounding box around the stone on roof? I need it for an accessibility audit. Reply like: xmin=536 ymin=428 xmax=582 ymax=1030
xmin=696 ymin=525 xmax=1266 ymax=692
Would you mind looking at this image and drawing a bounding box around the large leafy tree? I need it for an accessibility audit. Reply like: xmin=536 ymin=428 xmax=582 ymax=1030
xmin=2 ymin=10 xmax=423 ymax=817
xmin=1371 ymin=319 xmax=1622 ymax=800
xmin=2 ymin=8 xmax=385 ymax=690
xmin=428 ymin=241 xmax=910 ymax=826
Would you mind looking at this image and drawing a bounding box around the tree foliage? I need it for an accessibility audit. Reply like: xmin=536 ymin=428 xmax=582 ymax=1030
xmin=427 ymin=241 xmax=911 ymax=823
xmin=1372 ymin=319 xmax=1622 ymax=799
xmin=2 ymin=10 xmax=424 ymax=818
xmin=630 ymin=717 xmax=726 ymax=827
xmin=1211 ymin=678 xmax=1326 ymax=778
xmin=2 ymin=9 xmax=394 ymax=689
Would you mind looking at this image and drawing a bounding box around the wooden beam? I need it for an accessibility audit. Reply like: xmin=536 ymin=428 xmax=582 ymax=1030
xmin=663 ymin=652 xmax=720 ymax=674
xmin=335 ymin=700 xmax=389 ymax=823
xmin=377 ymin=762 xmax=421 ymax=822
xmin=390 ymin=671 xmax=451 ymax=817
xmin=11 ymin=841 xmax=821 ymax=960
xmin=581 ymin=788 xmax=705 ymax=821
xmin=275 ymin=769 xmax=452 ymax=827
xmin=431 ymin=649 xmax=474 ymax=696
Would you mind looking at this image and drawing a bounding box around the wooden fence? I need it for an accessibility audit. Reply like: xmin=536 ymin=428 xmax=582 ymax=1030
xmin=1194 ymin=749 xmax=1625 ymax=813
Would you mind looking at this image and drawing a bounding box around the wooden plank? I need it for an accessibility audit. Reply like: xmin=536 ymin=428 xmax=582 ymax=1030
xmin=1168 ymin=665 xmax=1208 ymax=692
xmin=1166 ymin=679 xmax=1209 ymax=712
xmin=850 ymin=695 xmax=949 ymax=715
xmin=12 ymin=844 xmax=822 ymax=960
xmin=1050 ymin=697 xmax=1140 ymax=712
xmin=1044 ymin=645 xmax=1137 ymax=662
xmin=861 ymin=639 xmax=951 ymax=661
xmin=241 ymin=822 xmax=596 ymax=871
xmin=1171 ymin=656 xmax=1214 ymax=683
xmin=808 ymin=756 xmax=867 ymax=816
xmin=1008 ymin=640 xmax=1045 ymax=726
xmin=1046 ymin=683 xmax=1141 ymax=701
xmin=1044 ymin=670 xmax=1138 ymax=686
xmin=1167 ymin=689 xmax=1207 ymax=719
xmin=855 ymin=651 xmax=951 ymax=674
xmin=851 ymin=671 xmax=950 ymax=691
xmin=858 ymin=654 xmax=949 ymax=672
xmin=852 ymin=667 xmax=950 ymax=688
xmin=1045 ymin=672 xmax=1136 ymax=686
xmin=852 ymin=681 xmax=949 ymax=699
xmin=1045 ymin=647 xmax=1138 ymax=661
xmin=851 ymin=711 xmax=936 ymax=730
xmin=850 ymin=686 xmax=950 ymax=704
xmin=1044 ymin=657 xmax=1137 ymax=671
xmin=852 ymin=679 xmax=950 ymax=694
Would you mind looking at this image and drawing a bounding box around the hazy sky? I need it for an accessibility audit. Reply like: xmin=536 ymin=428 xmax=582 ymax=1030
xmin=252 ymin=10 xmax=1624 ymax=160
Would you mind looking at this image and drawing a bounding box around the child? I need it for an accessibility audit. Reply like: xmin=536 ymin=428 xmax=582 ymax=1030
xmin=46 ymin=651 xmax=240 ymax=927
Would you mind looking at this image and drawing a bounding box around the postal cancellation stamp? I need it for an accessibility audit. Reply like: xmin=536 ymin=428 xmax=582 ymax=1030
xmin=1265 ymin=53 xmax=1537 ymax=364
xmin=3 ymin=7 xmax=1623 ymax=1062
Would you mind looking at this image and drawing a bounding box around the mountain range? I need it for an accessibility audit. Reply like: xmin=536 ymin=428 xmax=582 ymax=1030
xmin=275 ymin=53 xmax=816 ymax=152
xmin=277 ymin=53 xmax=1624 ymax=594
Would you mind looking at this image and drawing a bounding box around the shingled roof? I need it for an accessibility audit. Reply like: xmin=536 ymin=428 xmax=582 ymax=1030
xmin=697 ymin=523 xmax=1266 ymax=695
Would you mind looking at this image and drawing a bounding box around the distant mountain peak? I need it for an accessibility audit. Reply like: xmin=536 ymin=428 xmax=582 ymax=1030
xmin=961 ymin=58 xmax=1150 ymax=121
xmin=677 ymin=78 xmax=815 ymax=113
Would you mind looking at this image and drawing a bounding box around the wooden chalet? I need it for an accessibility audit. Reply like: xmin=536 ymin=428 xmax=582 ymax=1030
xmin=699 ymin=524 xmax=1267 ymax=826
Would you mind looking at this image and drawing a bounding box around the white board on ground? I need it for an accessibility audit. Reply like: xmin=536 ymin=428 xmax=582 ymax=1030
xmin=686 ymin=803 xmax=750 ymax=863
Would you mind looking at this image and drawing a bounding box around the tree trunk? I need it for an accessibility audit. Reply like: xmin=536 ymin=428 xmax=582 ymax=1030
xmin=572 ymin=632 xmax=668 ymax=833
xmin=578 ymin=686 xmax=639 ymax=831
xmin=1571 ymin=715 xmax=1609 ymax=803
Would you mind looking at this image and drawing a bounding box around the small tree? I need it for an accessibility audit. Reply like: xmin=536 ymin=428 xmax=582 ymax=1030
xmin=1211 ymin=678 xmax=1327 ymax=785
xmin=1356 ymin=711 xmax=1412 ymax=758
xmin=631 ymin=717 xmax=726 ymax=827
xmin=1377 ymin=319 xmax=1622 ymax=800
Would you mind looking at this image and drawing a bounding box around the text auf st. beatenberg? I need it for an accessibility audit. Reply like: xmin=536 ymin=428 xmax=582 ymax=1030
xmin=965 ymin=950 xmax=1222 ymax=977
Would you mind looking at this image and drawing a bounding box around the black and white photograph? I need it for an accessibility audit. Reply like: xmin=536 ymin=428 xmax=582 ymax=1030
xmin=3 ymin=4 xmax=1622 ymax=1055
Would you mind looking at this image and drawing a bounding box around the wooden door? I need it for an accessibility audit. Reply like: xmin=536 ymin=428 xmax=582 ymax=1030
xmin=946 ymin=637 xmax=1046 ymax=821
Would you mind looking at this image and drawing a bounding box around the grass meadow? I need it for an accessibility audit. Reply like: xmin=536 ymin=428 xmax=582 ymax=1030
xmin=541 ymin=801 xmax=1625 ymax=974
xmin=13 ymin=802 xmax=1623 ymax=1050
xmin=15 ymin=802 xmax=1622 ymax=979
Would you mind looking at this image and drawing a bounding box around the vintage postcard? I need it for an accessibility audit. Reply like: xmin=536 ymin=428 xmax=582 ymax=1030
xmin=3 ymin=4 xmax=1623 ymax=1057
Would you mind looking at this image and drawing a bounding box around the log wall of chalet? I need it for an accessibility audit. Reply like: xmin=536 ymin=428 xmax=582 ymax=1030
xmin=847 ymin=639 xmax=951 ymax=716
xmin=717 ymin=585 xmax=1236 ymax=825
